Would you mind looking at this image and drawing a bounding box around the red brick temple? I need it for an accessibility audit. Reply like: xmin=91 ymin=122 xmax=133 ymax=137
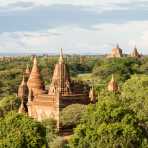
xmin=18 ymin=49 xmax=92 ymax=129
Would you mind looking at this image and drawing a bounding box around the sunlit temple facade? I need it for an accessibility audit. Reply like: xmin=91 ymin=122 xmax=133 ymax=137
xmin=18 ymin=49 xmax=93 ymax=128
xmin=18 ymin=46 xmax=142 ymax=129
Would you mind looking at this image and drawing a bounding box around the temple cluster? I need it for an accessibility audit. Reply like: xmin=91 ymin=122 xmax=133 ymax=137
xmin=18 ymin=47 xmax=139 ymax=129
xmin=18 ymin=49 xmax=95 ymax=129
xmin=107 ymin=45 xmax=142 ymax=58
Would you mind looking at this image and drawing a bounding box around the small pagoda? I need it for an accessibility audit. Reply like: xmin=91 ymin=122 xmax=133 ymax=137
xmin=18 ymin=75 xmax=28 ymax=113
xmin=131 ymin=47 xmax=141 ymax=58
xmin=107 ymin=74 xmax=119 ymax=92
xmin=107 ymin=44 xmax=123 ymax=58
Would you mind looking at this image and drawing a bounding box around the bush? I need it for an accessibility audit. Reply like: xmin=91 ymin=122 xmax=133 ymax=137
xmin=0 ymin=112 xmax=46 ymax=148
xmin=60 ymin=104 xmax=87 ymax=128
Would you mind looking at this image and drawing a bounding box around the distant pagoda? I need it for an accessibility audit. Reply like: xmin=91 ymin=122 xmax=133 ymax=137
xmin=131 ymin=47 xmax=141 ymax=58
xmin=107 ymin=44 xmax=123 ymax=58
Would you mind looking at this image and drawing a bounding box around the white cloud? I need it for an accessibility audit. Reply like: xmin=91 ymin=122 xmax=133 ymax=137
xmin=0 ymin=0 xmax=147 ymax=7
xmin=0 ymin=21 xmax=148 ymax=54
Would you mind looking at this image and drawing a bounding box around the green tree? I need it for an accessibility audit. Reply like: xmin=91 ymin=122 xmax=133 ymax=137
xmin=0 ymin=112 xmax=46 ymax=148
xmin=69 ymin=98 xmax=148 ymax=148
xmin=60 ymin=104 xmax=87 ymax=128
xmin=0 ymin=95 xmax=20 ymax=117
xmin=121 ymin=74 xmax=148 ymax=120
xmin=93 ymin=57 xmax=142 ymax=82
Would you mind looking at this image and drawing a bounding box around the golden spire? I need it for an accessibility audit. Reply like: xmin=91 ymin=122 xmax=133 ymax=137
xmin=59 ymin=48 xmax=64 ymax=64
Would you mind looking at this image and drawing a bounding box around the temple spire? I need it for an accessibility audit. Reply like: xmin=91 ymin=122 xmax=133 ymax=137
xmin=89 ymin=84 xmax=96 ymax=103
xmin=25 ymin=64 xmax=30 ymax=76
xmin=27 ymin=56 xmax=44 ymax=95
xmin=48 ymin=48 xmax=71 ymax=95
xmin=108 ymin=74 xmax=119 ymax=92
xmin=59 ymin=48 xmax=64 ymax=64
xmin=33 ymin=56 xmax=37 ymax=65
xmin=18 ymin=74 xmax=28 ymax=100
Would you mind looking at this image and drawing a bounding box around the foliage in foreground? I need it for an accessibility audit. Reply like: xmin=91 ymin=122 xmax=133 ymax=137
xmin=0 ymin=112 xmax=46 ymax=148
xmin=69 ymin=99 xmax=148 ymax=148
xmin=0 ymin=95 xmax=20 ymax=117
xmin=69 ymin=75 xmax=148 ymax=148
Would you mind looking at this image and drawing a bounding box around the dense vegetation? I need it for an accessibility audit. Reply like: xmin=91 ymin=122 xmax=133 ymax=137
xmin=0 ymin=55 xmax=147 ymax=147
xmin=69 ymin=74 xmax=148 ymax=148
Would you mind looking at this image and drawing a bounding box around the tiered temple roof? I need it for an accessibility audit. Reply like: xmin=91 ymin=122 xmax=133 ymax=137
xmin=18 ymin=49 xmax=91 ymax=128
xmin=107 ymin=74 xmax=119 ymax=92
xmin=27 ymin=57 xmax=44 ymax=96
xmin=48 ymin=48 xmax=72 ymax=95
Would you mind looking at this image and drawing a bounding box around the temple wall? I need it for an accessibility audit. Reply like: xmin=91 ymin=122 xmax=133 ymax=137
xmin=60 ymin=95 xmax=90 ymax=108
xmin=29 ymin=104 xmax=58 ymax=122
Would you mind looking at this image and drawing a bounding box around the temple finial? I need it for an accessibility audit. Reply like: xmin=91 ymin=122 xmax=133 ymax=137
xmin=25 ymin=64 xmax=30 ymax=75
xmin=59 ymin=48 xmax=64 ymax=63
xmin=33 ymin=56 xmax=37 ymax=65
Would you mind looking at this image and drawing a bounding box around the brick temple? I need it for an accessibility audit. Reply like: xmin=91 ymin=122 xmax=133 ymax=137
xmin=131 ymin=47 xmax=141 ymax=58
xmin=107 ymin=44 xmax=123 ymax=58
xmin=18 ymin=49 xmax=93 ymax=128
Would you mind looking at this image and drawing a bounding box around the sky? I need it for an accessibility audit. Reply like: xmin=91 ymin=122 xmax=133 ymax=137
xmin=0 ymin=0 xmax=148 ymax=54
